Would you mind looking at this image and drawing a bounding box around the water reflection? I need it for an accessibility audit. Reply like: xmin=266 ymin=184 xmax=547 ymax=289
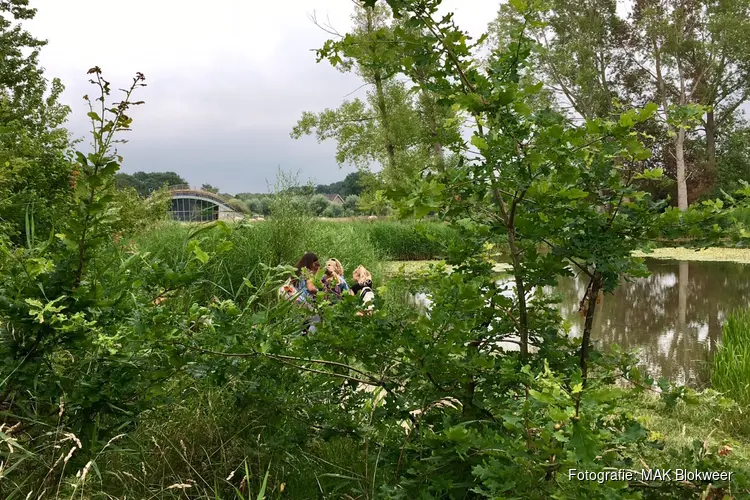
xmin=556 ymin=259 xmax=750 ymax=386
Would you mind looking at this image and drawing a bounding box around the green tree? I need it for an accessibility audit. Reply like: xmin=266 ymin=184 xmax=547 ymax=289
xmin=322 ymin=203 xmax=345 ymax=217
xmin=316 ymin=170 xmax=374 ymax=196
xmin=308 ymin=193 xmax=331 ymax=216
xmin=115 ymin=171 xmax=186 ymax=197
xmin=201 ymin=183 xmax=219 ymax=193
xmin=244 ymin=196 xmax=262 ymax=214
xmin=292 ymin=1 xmax=460 ymax=191
xmin=494 ymin=0 xmax=750 ymax=207
xmin=684 ymin=0 xmax=750 ymax=179
xmin=714 ymin=119 xmax=750 ymax=195
xmin=496 ymin=0 xmax=625 ymax=120
xmin=0 ymin=0 xmax=73 ymax=242
xmin=343 ymin=194 xmax=360 ymax=213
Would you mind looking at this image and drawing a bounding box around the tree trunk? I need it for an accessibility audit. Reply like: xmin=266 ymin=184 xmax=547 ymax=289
xmin=373 ymin=71 xmax=397 ymax=174
xmin=579 ymin=273 xmax=602 ymax=384
xmin=510 ymin=244 xmax=529 ymax=360
xmin=422 ymin=91 xmax=445 ymax=170
xmin=705 ymin=109 xmax=716 ymax=182
xmin=675 ymin=128 xmax=688 ymax=211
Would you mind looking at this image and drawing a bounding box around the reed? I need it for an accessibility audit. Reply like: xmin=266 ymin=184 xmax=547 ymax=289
xmin=713 ymin=308 xmax=750 ymax=406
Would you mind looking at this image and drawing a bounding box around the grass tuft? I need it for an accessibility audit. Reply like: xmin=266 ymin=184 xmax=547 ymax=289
xmin=713 ymin=308 xmax=750 ymax=406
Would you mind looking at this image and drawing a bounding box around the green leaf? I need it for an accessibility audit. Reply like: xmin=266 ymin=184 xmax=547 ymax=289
xmin=568 ymin=421 xmax=598 ymax=462
xmin=548 ymin=407 xmax=569 ymax=421
xmin=188 ymin=240 xmax=210 ymax=264
xmin=638 ymin=102 xmax=658 ymax=120
xmin=618 ymin=110 xmax=636 ymax=127
xmin=216 ymin=240 xmax=234 ymax=253
xmin=635 ymin=168 xmax=664 ymax=181
xmin=559 ymin=188 xmax=588 ymax=200
xmin=75 ymin=151 xmax=88 ymax=166
xmin=529 ymin=389 xmax=556 ymax=405
xmin=470 ymin=135 xmax=489 ymax=152
xmin=587 ymin=387 xmax=625 ymax=403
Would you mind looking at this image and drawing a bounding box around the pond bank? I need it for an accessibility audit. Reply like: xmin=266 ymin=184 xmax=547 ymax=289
xmin=384 ymin=247 xmax=750 ymax=277
xmin=634 ymin=247 xmax=750 ymax=263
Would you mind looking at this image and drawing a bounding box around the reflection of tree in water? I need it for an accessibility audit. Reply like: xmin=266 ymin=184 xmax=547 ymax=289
xmin=555 ymin=259 xmax=750 ymax=386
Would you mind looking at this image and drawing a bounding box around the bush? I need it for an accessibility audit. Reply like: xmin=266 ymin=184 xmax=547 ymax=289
xmin=115 ymin=186 xmax=171 ymax=234
xmin=344 ymin=194 xmax=360 ymax=213
xmin=245 ymin=197 xmax=262 ymax=214
xmin=308 ymin=194 xmax=330 ymax=216
xmin=322 ymin=203 xmax=344 ymax=218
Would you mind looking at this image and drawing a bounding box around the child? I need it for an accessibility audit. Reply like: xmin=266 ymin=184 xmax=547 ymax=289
xmin=281 ymin=252 xmax=321 ymax=333
xmin=351 ymin=265 xmax=375 ymax=313
xmin=321 ymin=258 xmax=350 ymax=301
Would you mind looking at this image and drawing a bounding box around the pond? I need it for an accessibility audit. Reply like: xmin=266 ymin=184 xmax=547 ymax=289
xmin=556 ymin=258 xmax=750 ymax=387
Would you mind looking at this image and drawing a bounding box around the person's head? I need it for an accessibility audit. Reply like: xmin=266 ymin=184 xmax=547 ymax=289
xmin=324 ymin=258 xmax=344 ymax=277
xmin=352 ymin=265 xmax=372 ymax=286
xmin=295 ymin=252 xmax=320 ymax=275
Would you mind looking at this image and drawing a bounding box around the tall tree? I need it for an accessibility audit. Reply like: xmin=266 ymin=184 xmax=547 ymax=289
xmin=628 ymin=0 xmax=709 ymax=210
xmin=495 ymin=0 xmax=750 ymax=207
xmin=685 ymin=0 xmax=750 ymax=178
xmin=500 ymin=0 xmax=626 ymax=120
xmin=0 ymin=0 xmax=73 ymax=241
xmin=292 ymin=1 xmax=459 ymax=190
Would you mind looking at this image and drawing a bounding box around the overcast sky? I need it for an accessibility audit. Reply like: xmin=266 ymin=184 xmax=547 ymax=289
xmin=24 ymin=0 xmax=500 ymax=194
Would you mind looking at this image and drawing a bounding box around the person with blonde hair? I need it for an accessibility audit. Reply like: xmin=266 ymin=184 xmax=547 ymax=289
xmin=351 ymin=265 xmax=375 ymax=311
xmin=321 ymin=258 xmax=350 ymax=301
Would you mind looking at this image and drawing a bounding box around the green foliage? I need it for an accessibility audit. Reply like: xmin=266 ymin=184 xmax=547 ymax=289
xmin=316 ymin=170 xmax=374 ymax=197
xmin=0 ymin=69 xmax=172 ymax=464
xmin=114 ymin=186 xmax=171 ymax=234
xmin=713 ymin=121 xmax=750 ymax=196
xmin=202 ymin=183 xmax=219 ymax=193
xmin=4 ymin=1 xmax=750 ymax=499
xmin=114 ymin=170 xmax=187 ymax=197
xmin=0 ymin=0 xmax=73 ymax=244
xmin=343 ymin=194 xmax=361 ymax=213
xmin=322 ymin=203 xmax=345 ymax=218
xmin=308 ymin=193 xmax=331 ymax=216
xmin=294 ymin=2 xmax=460 ymax=194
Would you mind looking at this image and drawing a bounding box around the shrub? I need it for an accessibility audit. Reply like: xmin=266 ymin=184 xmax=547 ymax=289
xmin=322 ymin=203 xmax=344 ymax=218
xmin=344 ymin=194 xmax=360 ymax=213
xmin=116 ymin=186 xmax=171 ymax=234
xmin=309 ymin=194 xmax=331 ymax=216
xmin=245 ymin=197 xmax=262 ymax=214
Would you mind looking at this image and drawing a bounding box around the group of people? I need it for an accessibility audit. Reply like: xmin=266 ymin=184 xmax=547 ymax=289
xmin=280 ymin=252 xmax=375 ymax=333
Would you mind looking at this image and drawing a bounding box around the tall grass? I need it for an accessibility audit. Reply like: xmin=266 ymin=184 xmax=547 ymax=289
xmin=360 ymin=220 xmax=461 ymax=261
xmin=0 ymin=381 xmax=373 ymax=499
xmin=713 ymin=308 xmax=750 ymax=406
xmin=131 ymin=218 xmax=459 ymax=304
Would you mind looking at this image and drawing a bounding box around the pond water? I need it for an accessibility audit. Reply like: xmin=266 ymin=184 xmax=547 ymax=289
xmin=556 ymin=259 xmax=750 ymax=387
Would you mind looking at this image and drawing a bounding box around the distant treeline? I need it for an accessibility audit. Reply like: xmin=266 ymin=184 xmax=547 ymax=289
xmin=115 ymin=170 xmax=379 ymax=217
